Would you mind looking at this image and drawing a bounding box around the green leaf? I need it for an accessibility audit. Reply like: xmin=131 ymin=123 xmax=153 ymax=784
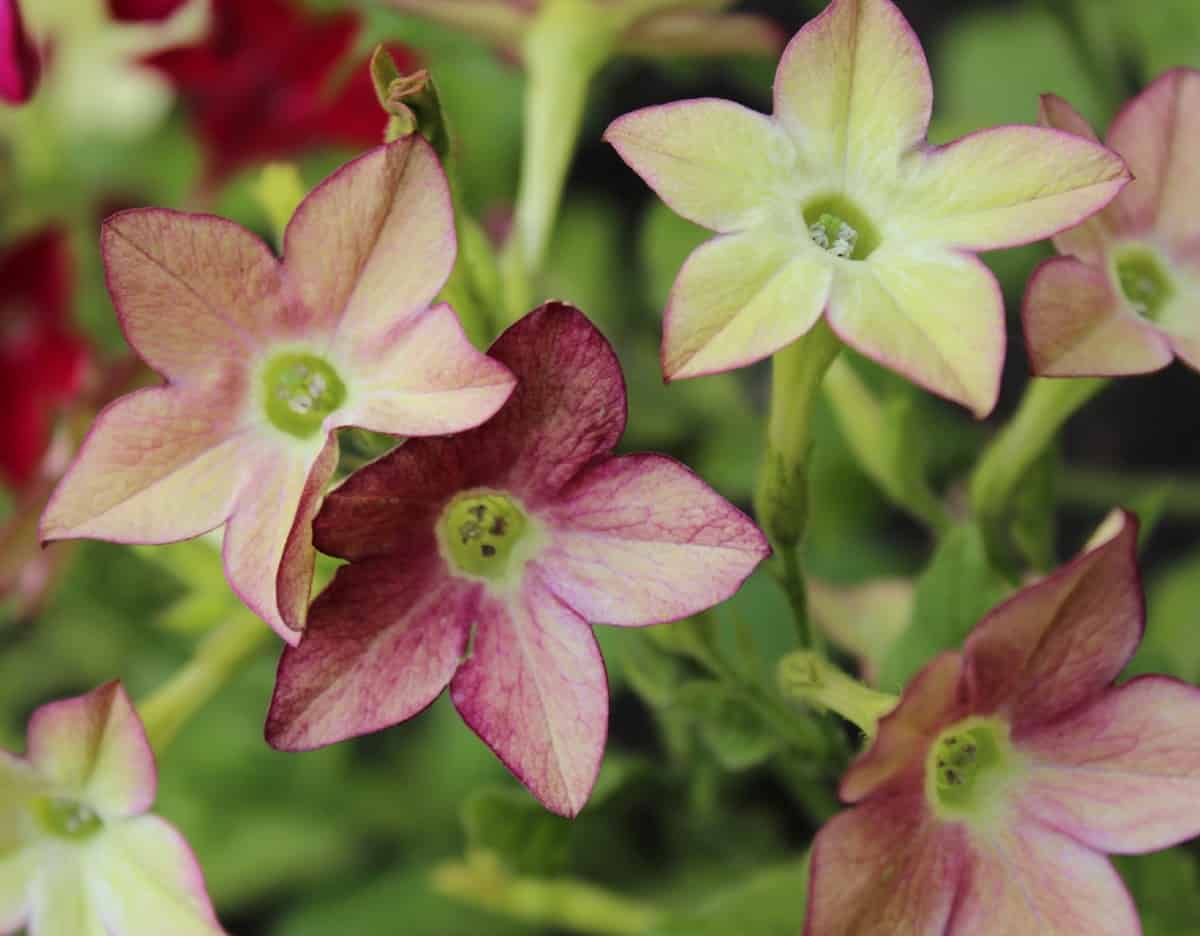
xmin=1115 ymin=849 xmax=1200 ymax=936
xmin=877 ymin=524 xmax=1009 ymax=693
xmin=649 ymin=855 xmax=810 ymax=936
xmin=462 ymin=788 xmax=572 ymax=875
xmin=1124 ymin=547 xmax=1200 ymax=683
xmin=672 ymin=681 xmax=778 ymax=771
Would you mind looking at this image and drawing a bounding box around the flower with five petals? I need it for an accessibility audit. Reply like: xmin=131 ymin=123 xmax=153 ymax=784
xmin=1025 ymin=69 xmax=1200 ymax=377
xmin=605 ymin=0 xmax=1130 ymax=416
xmin=1 ymin=682 xmax=225 ymax=935
xmin=266 ymin=303 xmax=770 ymax=816
xmin=39 ymin=136 xmax=516 ymax=644
xmin=805 ymin=513 xmax=1200 ymax=934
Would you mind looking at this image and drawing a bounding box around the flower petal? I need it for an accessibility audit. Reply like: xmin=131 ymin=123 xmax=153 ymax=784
xmin=26 ymin=683 xmax=155 ymax=820
xmin=662 ymin=231 xmax=833 ymax=380
xmin=604 ymin=99 xmax=791 ymax=233
xmin=332 ymin=304 xmax=514 ymax=436
xmin=827 ymin=248 xmax=1004 ymax=417
xmin=266 ymin=556 xmax=474 ymax=750
xmin=284 ymin=136 xmax=456 ymax=365
xmin=101 ymin=210 xmax=286 ymax=381
xmin=963 ymin=512 xmax=1141 ymax=732
xmin=535 ymin=454 xmax=768 ymax=626
xmin=107 ymin=0 xmax=189 ymax=22
xmin=1023 ymin=256 xmax=1173 ymax=377
xmin=1038 ymin=94 xmax=1112 ymax=263
xmin=450 ymin=572 xmax=607 ymax=817
xmin=618 ymin=10 xmax=786 ymax=59
xmin=88 ymin=815 xmax=224 ymax=936
xmin=899 ymin=126 xmax=1129 ymax=251
xmin=29 ymin=857 xmax=105 ymax=936
xmin=40 ymin=386 xmax=252 ymax=546
xmin=0 ymin=751 xmax=38 ymax=853
xmin=773 ymin=0 xmax=932 ymax=178
xmin=1150 ymin=269 xmax=1200 ymax=372
xmin=1018 ymin=675 xmax=1200 ymax=853
xmin=0 ymin=0 xmax=39 ymax=105
xmin=948 ymin=822 xmax=1138 ymax=935
xmin=805 ymin=793 xmax=963 ymax=935
xmin=222 ymin=436 xmax=336 ymax=643
xmin=0 ymin=848 xmax=33 ymax=933
xmin=1106 ymin=68 xmax=1200 ymax=246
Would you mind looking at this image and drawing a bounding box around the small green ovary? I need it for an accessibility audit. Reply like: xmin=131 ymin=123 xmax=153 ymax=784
xmin=1116 ymin=249 xmax=1173 ymax=321
xmin=33 ymin=796 xmax=103 ymax=841
xmin=927 ymin=718 xmax=1014 ymax=815
xmin=803 ymin=195 xmax=880 ymax=261
xmin=440 ymin=492 xmax=530 ymax=580
xmin=262 ymin=352 xmax=347 ymax=439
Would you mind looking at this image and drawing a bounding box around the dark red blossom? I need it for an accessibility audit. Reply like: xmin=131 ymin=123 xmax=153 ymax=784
xmin=0 ymin=0 xmax=39 ymax=105
xmin=0 ymin=229 xmax=88 ymax=489
xmin=145 ymin=0 xmax=419 ymax=183
xmin=107 ymin=0 xmax=189 ymax=23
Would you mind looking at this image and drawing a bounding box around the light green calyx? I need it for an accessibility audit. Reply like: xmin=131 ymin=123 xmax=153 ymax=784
xmin=925 ymin=717 xmax=1018 ymax=819
xmin=803 ymin=195 xmax=880 ymax=260
xmin=32 ymin=796 xmax=103 ymax=841
xmin=1115 ymin=247 xmax=1173 ymax=321
xmin=439 ymin=491 xmax=531 ymax=581
xmin=262 ymin=352 xmax=347 ymax=439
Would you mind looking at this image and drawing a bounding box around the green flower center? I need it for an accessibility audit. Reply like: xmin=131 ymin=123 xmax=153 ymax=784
xmin=1114 ymin=247 xmax=1173 ymax=321
xmin=32 ymin=796 xmax=103 ymax=841
xmin=925 ymin=717 xmax=1019 ymax=820
xmin=262 ymin=352 xmax=347 ymax=439
xmin=438 ymin=491 xmax=532 ymax=581
xmin=803 ymin=195 xmax=880 ymax=260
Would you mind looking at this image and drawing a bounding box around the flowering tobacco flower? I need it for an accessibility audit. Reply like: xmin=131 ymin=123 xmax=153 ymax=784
xmin=0 ymin=229 xmax=89 ymax=491
xmin=0 ymin=0 xmax=38 ymax=104
xmin=107 ymin=0 xmax=187 ymax=23
xmin=387 ymin=0 xmax=785 ymax=62
xmin=606 ymin=0 xmax=1130 ymax=416
xmin=1025 ymin=70 xmax=1200 ymax=377
xmin=267 ymin=303 xmax=769 ymax=816
xmin=805 ymin=513 xmax=1200 ymax=933
xmin=0 ymin=682 xmax=225 ymax=935
xmin=39 ymin=136 xmax=516 ymax=645
xmin=145 ymin=0 xmax=419 ymax=184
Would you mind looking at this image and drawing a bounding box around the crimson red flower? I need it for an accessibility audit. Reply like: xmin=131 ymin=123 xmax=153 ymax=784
xmin=145 ymin=0 xmax=419 ymax=184
xmin=107 ymin=0 xmax=189 ymax=23
xmin=0 ymin=229 xmax=89 ymax=490
xmin=0 ymin=0 xmax=39 ymax=105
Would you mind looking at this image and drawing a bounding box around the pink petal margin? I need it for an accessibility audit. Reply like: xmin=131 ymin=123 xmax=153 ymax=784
xmin=26 ymin=682 xmax=156 ymax=819
xmin=450 ymin=570 xmax=608 ymax=818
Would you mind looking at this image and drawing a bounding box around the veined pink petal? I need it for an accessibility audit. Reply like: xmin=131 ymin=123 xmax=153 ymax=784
xmin=804 ymin=792 xmax=964 ymax=935
xmin=1106 ymin=68 xmax=1200 ymax=246
xmin=899 ymin=126 xmax=1128 ymax=252
xmin=662 ymin=231 xmax=832 ymax=380
xmin=535 ymin=454 xmax=768 ymax=626
xmin=0 ymin=848 xmax=32 ymax=934
xmin=603 ymin=99 xmax=791 ymax=233
xmin=1023 ymin=256 xmax=1172 ymax=377
xmin=773 ymin=0 xmax=932 ymax=177
xmin=101 ymin=211 xmax=287 ymax=382
xmin=827 ymin=249 xmax=1005 ymax=418
xmin=87 ymin=815 xmax=224 ymax=936
xmin=40 ymin=386 xmax=253 ymax=546
xmin=332 ymin=303 xmax=514 ymax=437
xmin=25 ymin=684 xmax=155 ymax=820
xmin=1018 ymin=676 xmax=1200 ymax=854
xmin=284 ymin=136 xmax=456 ymax=366
xmin=222 ymin=436 xmax=337 ymax=643
xmin=963 ymin=513 xmax=1141 ymax=734
xmin=450 ymin=572 xmax=607 ymax=817
xmin=618 ymin=10 xmax=786 ymax=59
xmin=841 ymin=652 xmax=964 ymax=803
xmin=266 ymin=555 xmax=474 ymax=750
xmin=946 ymin=822 xmax=1138 ymax=935
xmin=0 ymin=0 xmax=39 ymax=105
xmin=29 ymin=859 xmax=102 ymax=936
xmin=1038 ymin=95 xmax=1112 ymax=264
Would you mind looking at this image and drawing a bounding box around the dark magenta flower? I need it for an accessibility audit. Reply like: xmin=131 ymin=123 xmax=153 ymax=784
xmin=267 ymin=303 xmax=769 ymax=816
xmin=0 ymin=229 xmax=89 ymax=491
xmin=107 ymin=0 xmax=188 ymax=23
xmin=145 ymin=0 xmax=420 ymax=184
xmin=0 ymin=0 xmax=38 ymax=105
xmin=806 ymin=514 xmax=1200 ymax=933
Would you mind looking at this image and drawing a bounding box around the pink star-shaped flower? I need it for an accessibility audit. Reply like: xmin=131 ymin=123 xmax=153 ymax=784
xmin=1 ymin=683 xmax=225 ymax=935
xmin=266 ymin=303 xmax=769 ymax=816
xmin=1025 ymin=69 xmax=1200 ymax=377
xmin=0 ymin=0 xmax=38 ymax=105
xmin=40 ymin=136 xmax=516 ymax=645
xmin=806 ymin=513 xmax=1200 ymax=934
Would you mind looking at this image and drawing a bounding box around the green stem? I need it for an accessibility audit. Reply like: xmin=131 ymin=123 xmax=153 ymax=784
xmin=138 ymin=610 xmax=271 ymax=753
xmin=1043 ymin=0 xmax=1129 ymax=112
xmin=1060 ymin=466 xmax=1200 ymax=517
xmin=970 ymin=377 xmax=1107 ymax=565
xmin=754 ymin=323 xmax=842 ymax=647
